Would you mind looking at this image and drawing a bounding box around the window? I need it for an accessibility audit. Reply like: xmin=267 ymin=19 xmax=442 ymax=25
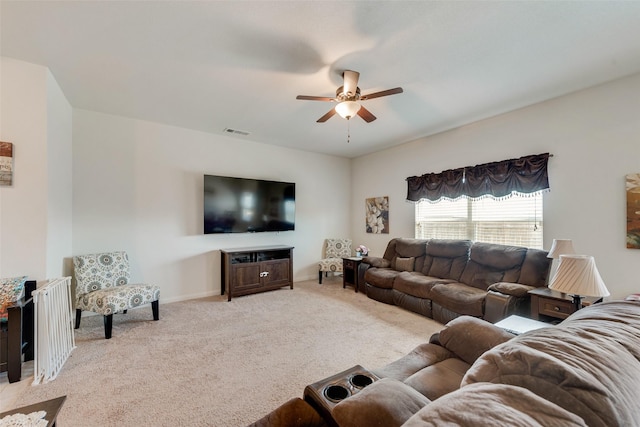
xmin=414 ymin=193 xmax=543 ymax=248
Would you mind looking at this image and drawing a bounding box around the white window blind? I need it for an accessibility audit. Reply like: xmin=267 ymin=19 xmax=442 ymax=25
xmin=415 ymin=193 xmax=543 ymax=249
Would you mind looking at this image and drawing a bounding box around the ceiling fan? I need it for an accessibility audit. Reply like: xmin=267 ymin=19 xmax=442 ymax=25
xmin=296 ymin=70 xmax=403 ymax=123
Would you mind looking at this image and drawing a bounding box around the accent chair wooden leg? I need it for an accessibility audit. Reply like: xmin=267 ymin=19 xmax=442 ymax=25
xmin=319 ymin=271 xmax=323 ymax=284
xmin=104 ymin=314 xmax=113 ymax=339
xmin=152 ymin=300 xmax=159 ymax=321
xmin=75 ymin=309 xmax=82 ymax=329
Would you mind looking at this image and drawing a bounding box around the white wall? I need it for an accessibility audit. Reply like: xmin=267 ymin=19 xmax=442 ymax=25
xmin=351 ymin=72 xmax=640 ymax=300
xmin=72 ymin=109 xmax=351 ymax=302
xmin=0 ymin=57 xmax=72 ymax=280
xmin=46 ymin=70 xmax=73 ymax=278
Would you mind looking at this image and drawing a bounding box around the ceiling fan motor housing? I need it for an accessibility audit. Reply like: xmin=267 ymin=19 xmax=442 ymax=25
xmin=336 ymin=86 xmax=361 ymax=102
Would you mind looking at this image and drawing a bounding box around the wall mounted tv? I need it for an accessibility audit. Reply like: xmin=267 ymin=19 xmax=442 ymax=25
xmin=204 ymin=175 xmax=295 ymax=234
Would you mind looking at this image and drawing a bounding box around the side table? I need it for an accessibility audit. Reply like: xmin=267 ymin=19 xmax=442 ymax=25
xmin=528 ymin=287 xmax=602 ymax=322
xmin=494 ymin=314 xmax=550 ymax=335
xmin=342 ymin=257 xmax=363 ymax=292
xmin=0 ymin=280 xmax=36 ymax=383
xmin=0 ymin=396 xmax=66 ymax=427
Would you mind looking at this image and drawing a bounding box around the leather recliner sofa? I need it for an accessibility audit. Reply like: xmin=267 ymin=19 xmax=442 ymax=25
xmin=359 ymin=238 xmax=551 ymax=323
xmin=250 ymin=301 xmax=640 ymax=427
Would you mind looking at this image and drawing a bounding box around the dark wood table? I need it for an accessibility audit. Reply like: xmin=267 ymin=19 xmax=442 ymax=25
xmin=528 ymin=287 xmax=602 ymax=322
xmin=342 ymin=257 xmax=363 ymax=292
xmin=0 ymin=280 xmax=35 ymax=383
xmin=0 ymin=396 xmax=66 ymax=427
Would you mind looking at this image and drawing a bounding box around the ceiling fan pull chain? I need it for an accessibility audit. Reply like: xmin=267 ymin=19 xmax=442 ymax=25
xmin=347 ymin=119 xmax=351 ymax=143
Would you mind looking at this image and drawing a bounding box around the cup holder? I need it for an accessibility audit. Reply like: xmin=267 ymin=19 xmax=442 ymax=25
xmin=350 ymin=374 xmax=374 ymax=389
xmin=323 ymin=384 xmax=350 ymax=402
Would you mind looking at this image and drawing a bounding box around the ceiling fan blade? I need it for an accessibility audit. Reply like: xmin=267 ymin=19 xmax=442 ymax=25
xmin=357 ymin=106 xmax=377 ymax=123
xmin=296 ymin=95 xmax=335 ymax=102
xmin=360 ymin=87 xmax=403 ymax=101
xmin=317 ymin=108 xmax=337 ymax=123
xmin=342 ymin=70 xmax=360 ymax=97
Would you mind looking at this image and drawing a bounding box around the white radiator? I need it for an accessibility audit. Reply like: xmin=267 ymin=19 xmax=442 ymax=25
xmin=32 ymin=276 xmax=76 ymax=385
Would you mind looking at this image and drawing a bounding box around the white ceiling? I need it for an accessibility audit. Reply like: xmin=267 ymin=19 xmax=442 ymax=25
xmin=3 ymin=1 xmax=640 ymax=158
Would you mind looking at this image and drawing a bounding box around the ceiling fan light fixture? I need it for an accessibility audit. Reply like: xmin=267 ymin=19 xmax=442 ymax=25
xmin=335 ymin=101 xmax=361 ymax=120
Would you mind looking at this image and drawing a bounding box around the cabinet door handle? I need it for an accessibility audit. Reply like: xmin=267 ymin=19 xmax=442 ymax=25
xmin=260 ymin=271 xmax=269 ymax=277
xmin=554 ymin=306 xmax=560 ymax=311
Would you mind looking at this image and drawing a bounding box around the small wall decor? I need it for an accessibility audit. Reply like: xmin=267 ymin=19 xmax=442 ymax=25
xmin=366 ymin=196 xmax=389 ymax=234
xmin=0 ymin=142 xmax=14 ymax=186
xmin=627 ymin=173 xmax=640 ymax=249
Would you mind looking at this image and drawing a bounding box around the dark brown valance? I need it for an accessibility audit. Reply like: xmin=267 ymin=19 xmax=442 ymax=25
xmin=406 ymin=153 xmax=550 ymax=202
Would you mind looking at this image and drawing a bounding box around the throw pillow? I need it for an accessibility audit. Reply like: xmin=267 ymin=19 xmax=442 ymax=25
xmin=395 ymin=257 xmax=416 ymax=272
xmin=0 ymin=276 xmax=27 ymax=321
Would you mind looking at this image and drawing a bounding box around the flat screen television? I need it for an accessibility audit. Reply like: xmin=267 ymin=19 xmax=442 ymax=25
xmin=204 ymin=175 xmax=295 ymax=234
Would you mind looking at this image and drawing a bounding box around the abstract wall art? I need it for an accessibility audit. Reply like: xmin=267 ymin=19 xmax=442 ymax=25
xmin=366 ymin=196 xmax=389 ymax=234
xmin=0 ymin=142 xmax=14 ymax=186
xmin=627 ymin=173 xmax=640 ymax=249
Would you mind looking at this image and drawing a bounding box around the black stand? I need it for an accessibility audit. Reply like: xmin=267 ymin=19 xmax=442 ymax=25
xmin=571 ymin=294 xmax=583 ymax=313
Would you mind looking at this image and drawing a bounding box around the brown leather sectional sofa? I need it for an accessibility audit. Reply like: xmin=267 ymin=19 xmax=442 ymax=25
xmin=250 ymin=301 xmax=640 ymax=427
xmin=360 ymin=238 xmax=551 ymax=323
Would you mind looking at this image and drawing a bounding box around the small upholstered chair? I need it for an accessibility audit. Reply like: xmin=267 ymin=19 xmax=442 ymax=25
xmin=318 ymin=239 xmax=352 ymax=284
xmin=73 ymin=251 xmax=160 ymax=339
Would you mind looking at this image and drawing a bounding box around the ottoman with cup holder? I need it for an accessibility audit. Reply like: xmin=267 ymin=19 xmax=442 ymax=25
xmin=303 ymin=365 xmax=379 ymax=427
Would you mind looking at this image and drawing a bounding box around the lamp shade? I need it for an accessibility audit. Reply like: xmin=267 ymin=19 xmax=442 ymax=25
xmin=547 ymin=239 xmax=576 ymax=259
xmin=548 ymin=255 xmax=610 ymax=297
xmin=335 ymin=101 xmax=361 ymax=119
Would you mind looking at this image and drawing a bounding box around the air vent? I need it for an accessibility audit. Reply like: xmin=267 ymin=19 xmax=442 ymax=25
xmin=223 ymin=128 xmax=251 ymax=136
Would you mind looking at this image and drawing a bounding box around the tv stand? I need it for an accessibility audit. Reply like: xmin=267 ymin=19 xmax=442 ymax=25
xmin=220 ymin=245 xmax=294 ymax=301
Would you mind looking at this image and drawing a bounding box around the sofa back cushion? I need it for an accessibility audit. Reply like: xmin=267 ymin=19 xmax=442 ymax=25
xmin=517 ymin=247 xmax=551 ymax=287
xmin=462 ymin=301 xmax=640 ymax=427
xmin=421 ymin=239 xmax=471 ymax=280
xmin=386 ymin=238 xmax=427 ymax=271
xmin=459 ymin=242 xmax=526 ymax=290
xmin=403 ymin=383 xmax=587 ymax=427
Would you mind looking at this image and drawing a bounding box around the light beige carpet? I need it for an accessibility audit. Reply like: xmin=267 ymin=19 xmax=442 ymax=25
xmin=12 ymin=279 xmax=442 ymax=426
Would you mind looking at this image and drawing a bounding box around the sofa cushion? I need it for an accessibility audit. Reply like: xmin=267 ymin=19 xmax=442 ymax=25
xmin=403 ymin=357 xmax=470 ymax=400
xmin=403 ymin=383 xmax=587 ymax=427
xmin=364 ymin=268 xmax=400 ymax=290
xmin=421 ymin=239 xmax=471 ymax=280
xmin=463 ymin=301 xmax=640 ymax=427
xmin=460 ymin=242 xmax=526 ymax=288
xmin=393 ymin=272 xmax=450 ymax=299
xmin=395 ymin=257 xmax=415 ymax=272
xmin=518 ymin=248 xmax=551 ymax=286
xmin=429 ymin=283 xmax=487 ymax=317
xmin=332 ymin=378 xmax=430 ymax=427
xmin=438 ymin=315 xmax=514 ymax=365
xmin=373 ymin=343 xmax=453 ymax=382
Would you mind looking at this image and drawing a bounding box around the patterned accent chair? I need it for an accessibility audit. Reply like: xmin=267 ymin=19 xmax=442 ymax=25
xmin=73 ymin=251 xmax=160 ymax=339
xmin=318 ymin=239 xmax=352 ymax=284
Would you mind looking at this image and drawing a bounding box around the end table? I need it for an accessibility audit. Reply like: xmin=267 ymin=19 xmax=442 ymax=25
xmin=342 ymin=257 xmax=363 ymax=292
xmin=528 ymin=287 xmax=602 ymax=322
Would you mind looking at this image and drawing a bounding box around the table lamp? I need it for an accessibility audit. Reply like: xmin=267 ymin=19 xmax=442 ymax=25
xmin=547 ymin=239 xmax=576 ymax=259
xmin=548 ymin=254 xmax=609 ymax=312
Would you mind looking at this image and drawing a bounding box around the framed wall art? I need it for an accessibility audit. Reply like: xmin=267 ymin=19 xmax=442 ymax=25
xmin=0 ymin=141 xmax=14 ymax=186
xmin=627 ymin=173 xmax=640 ymax=249
xmin=366 ymin=196 xmax=389 ymax=234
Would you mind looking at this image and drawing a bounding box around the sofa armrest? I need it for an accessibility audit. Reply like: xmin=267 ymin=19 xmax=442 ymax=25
xmin=438 ymin=316 xmax=514 ymax=365
xmin=484 ymin=283 xmax=537 ymax=323
xmin=362 ymin=256 xmax=391 ymax=269
xmin=333 ymin=378 xmax=430 ymax=427
xmin=487 ymin=282 xmax=536 ymax=298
